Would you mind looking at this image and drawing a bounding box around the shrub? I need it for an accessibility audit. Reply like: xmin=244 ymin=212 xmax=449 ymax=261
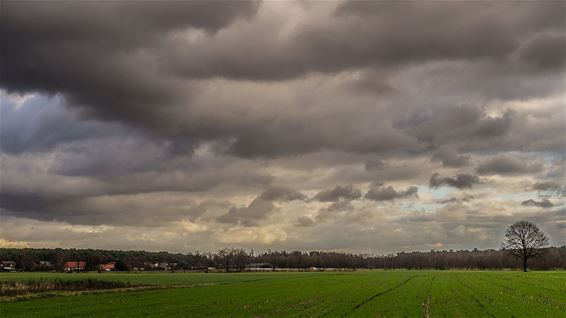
xmin=0 ymin=279 xmax=131 ymax=297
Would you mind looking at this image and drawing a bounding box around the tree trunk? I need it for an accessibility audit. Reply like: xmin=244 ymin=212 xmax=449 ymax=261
xmin=523 ymin=256 xmax=527 ymax=272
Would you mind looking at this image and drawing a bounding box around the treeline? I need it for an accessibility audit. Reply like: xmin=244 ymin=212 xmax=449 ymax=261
xmin=1 ymin=246 xmax=565 ymax=271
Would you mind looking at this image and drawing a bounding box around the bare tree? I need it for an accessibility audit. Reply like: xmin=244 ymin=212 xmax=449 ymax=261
xmin=503 ymin=220 xmax=549 ymax=272
xmin=231 ymin=249 xmax=250 ymax=272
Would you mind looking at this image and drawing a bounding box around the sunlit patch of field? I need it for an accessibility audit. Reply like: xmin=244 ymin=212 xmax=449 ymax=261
xmin=1 ymin=271 xmax=564 ymax=317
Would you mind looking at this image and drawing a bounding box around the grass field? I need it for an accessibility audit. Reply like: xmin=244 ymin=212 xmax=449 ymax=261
xmin=1 ymin=271 xmax=565 ymax=317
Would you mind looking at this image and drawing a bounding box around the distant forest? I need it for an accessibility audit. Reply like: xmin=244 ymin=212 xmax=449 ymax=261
xmin=1 ymin=247 xmax=565 ymax=272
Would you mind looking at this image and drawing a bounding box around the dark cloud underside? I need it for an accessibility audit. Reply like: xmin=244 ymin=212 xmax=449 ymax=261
xmin=0 ymin=1 xmax=564 ymax=251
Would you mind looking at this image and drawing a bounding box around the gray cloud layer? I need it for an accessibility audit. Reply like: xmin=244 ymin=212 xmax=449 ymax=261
xmin=1 ymin=1 xmax=564 ymax=251
xmin=521 ymin=199 xmax=554 ymax=208
xmin=429 ymin=173 xmax=480 ymax=189
xmin=477 ymin=155 xmax=542 ymax=175
xmin=365 ymin=185 xmax=418 ymax=201
xmin=314 ymin=185 xmax=362 ymax=202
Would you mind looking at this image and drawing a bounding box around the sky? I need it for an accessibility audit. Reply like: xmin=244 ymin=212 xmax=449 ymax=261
xmin=0 ymin=1 xmax=565 ymax=254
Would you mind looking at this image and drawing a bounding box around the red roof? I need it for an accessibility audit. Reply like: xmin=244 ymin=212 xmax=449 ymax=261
xmin=99 ymin=262 xmax=116 ymax=270
xmin=63 ymin=261 xmax=86 ymax=268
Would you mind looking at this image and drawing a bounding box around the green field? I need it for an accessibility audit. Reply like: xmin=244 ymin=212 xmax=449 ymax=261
xmin=1 ymin=271 xmax=565 ymax=317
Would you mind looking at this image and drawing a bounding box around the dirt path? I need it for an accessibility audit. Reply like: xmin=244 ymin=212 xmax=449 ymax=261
xmin=422 ymin=275 xmax=436 ymax=318
xmin=351 ymin=275 xmax=421 ymax=311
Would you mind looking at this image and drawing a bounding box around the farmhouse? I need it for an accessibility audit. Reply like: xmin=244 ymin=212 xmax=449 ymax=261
xmin=142 ymin=262 xmax=170 ymax=270
xmin=98 ymin=262 xmax=116 ymax=271
xmin=245 ymin=263 xmax=273 ymax=271
xmin=36 ymin=261 xmax=54 ymax=270
xmin=1 ymin=261 xmax=16 ymax=271
xmin=38 ymin=260 xmax=53 ymax=267
xmin=140 ymin=262 xmax=154 ymax=270
xmin=63 ymin=261 xmax=86 ymax=272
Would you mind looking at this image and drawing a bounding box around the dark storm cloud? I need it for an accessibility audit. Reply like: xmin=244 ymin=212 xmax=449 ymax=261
xmin=532 ymin=182 xmax=566 ymax=197
xmin=258 ymin=186 xmax=306 ymax=202
xmin=429 ymin=173 xmax=480 ymax=189
xmin=225 ymin=121 xmax=416 ymax=159
xmin=314 ymin=185 xmax=362 ymax=202
xmin=518 ymin=32 xmax=566 ymax=71
xmin=365 ymin=184 xmax=418 ymax=202
xmin=217 ymin=198 xmax=275 ymax=227
xmin=173 ymin=1 xmax=565 ymax=80
xmin=0 ymin=0 xmax=260 ymax=129
xmin=0 ymin=149 xmax=273 ymax=225
xmin=477 ymin=155 xmax=542 ymax=175
xmin=402 ymin=106 xmax=521 ymax=151
xmin=1 ymin=191 xmax=193 ymax=226
xmin=0 ymin=193 xmax=74 ymax=215
xmin=0 ymin=1 xmax=260 ymax=43
xmin=1 ymin=1 xmax=564 ymax=160
xmin=431 ymin=146 xmax=470 ymax=167
xmin=217 ymin=186 xmax=306 ymax=226
xmin=336 ymin=0 xmax=565 ymax=33
xmin=315 ymin=201 xmax=354 ymax=223
xmin=0 ymin=0 xmax=564 ymax=251
xmin=474 ymin=112 xmax=513 ymax=138
xmin=364 ymin=159 xmax=386 ymax=171
xmin=438 ymin=194 xmax=476 ymax=205
xmin=521 ymin=199 xmax=554 ymax=208
xmin=3 ymin=1 xmax=562 ymax=110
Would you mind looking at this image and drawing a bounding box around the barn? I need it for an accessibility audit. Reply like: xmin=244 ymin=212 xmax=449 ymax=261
xmin=63 ymin=261 xmax=86 ymax=272
xmin=98 ymin=262 xmax=116 ymax=271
